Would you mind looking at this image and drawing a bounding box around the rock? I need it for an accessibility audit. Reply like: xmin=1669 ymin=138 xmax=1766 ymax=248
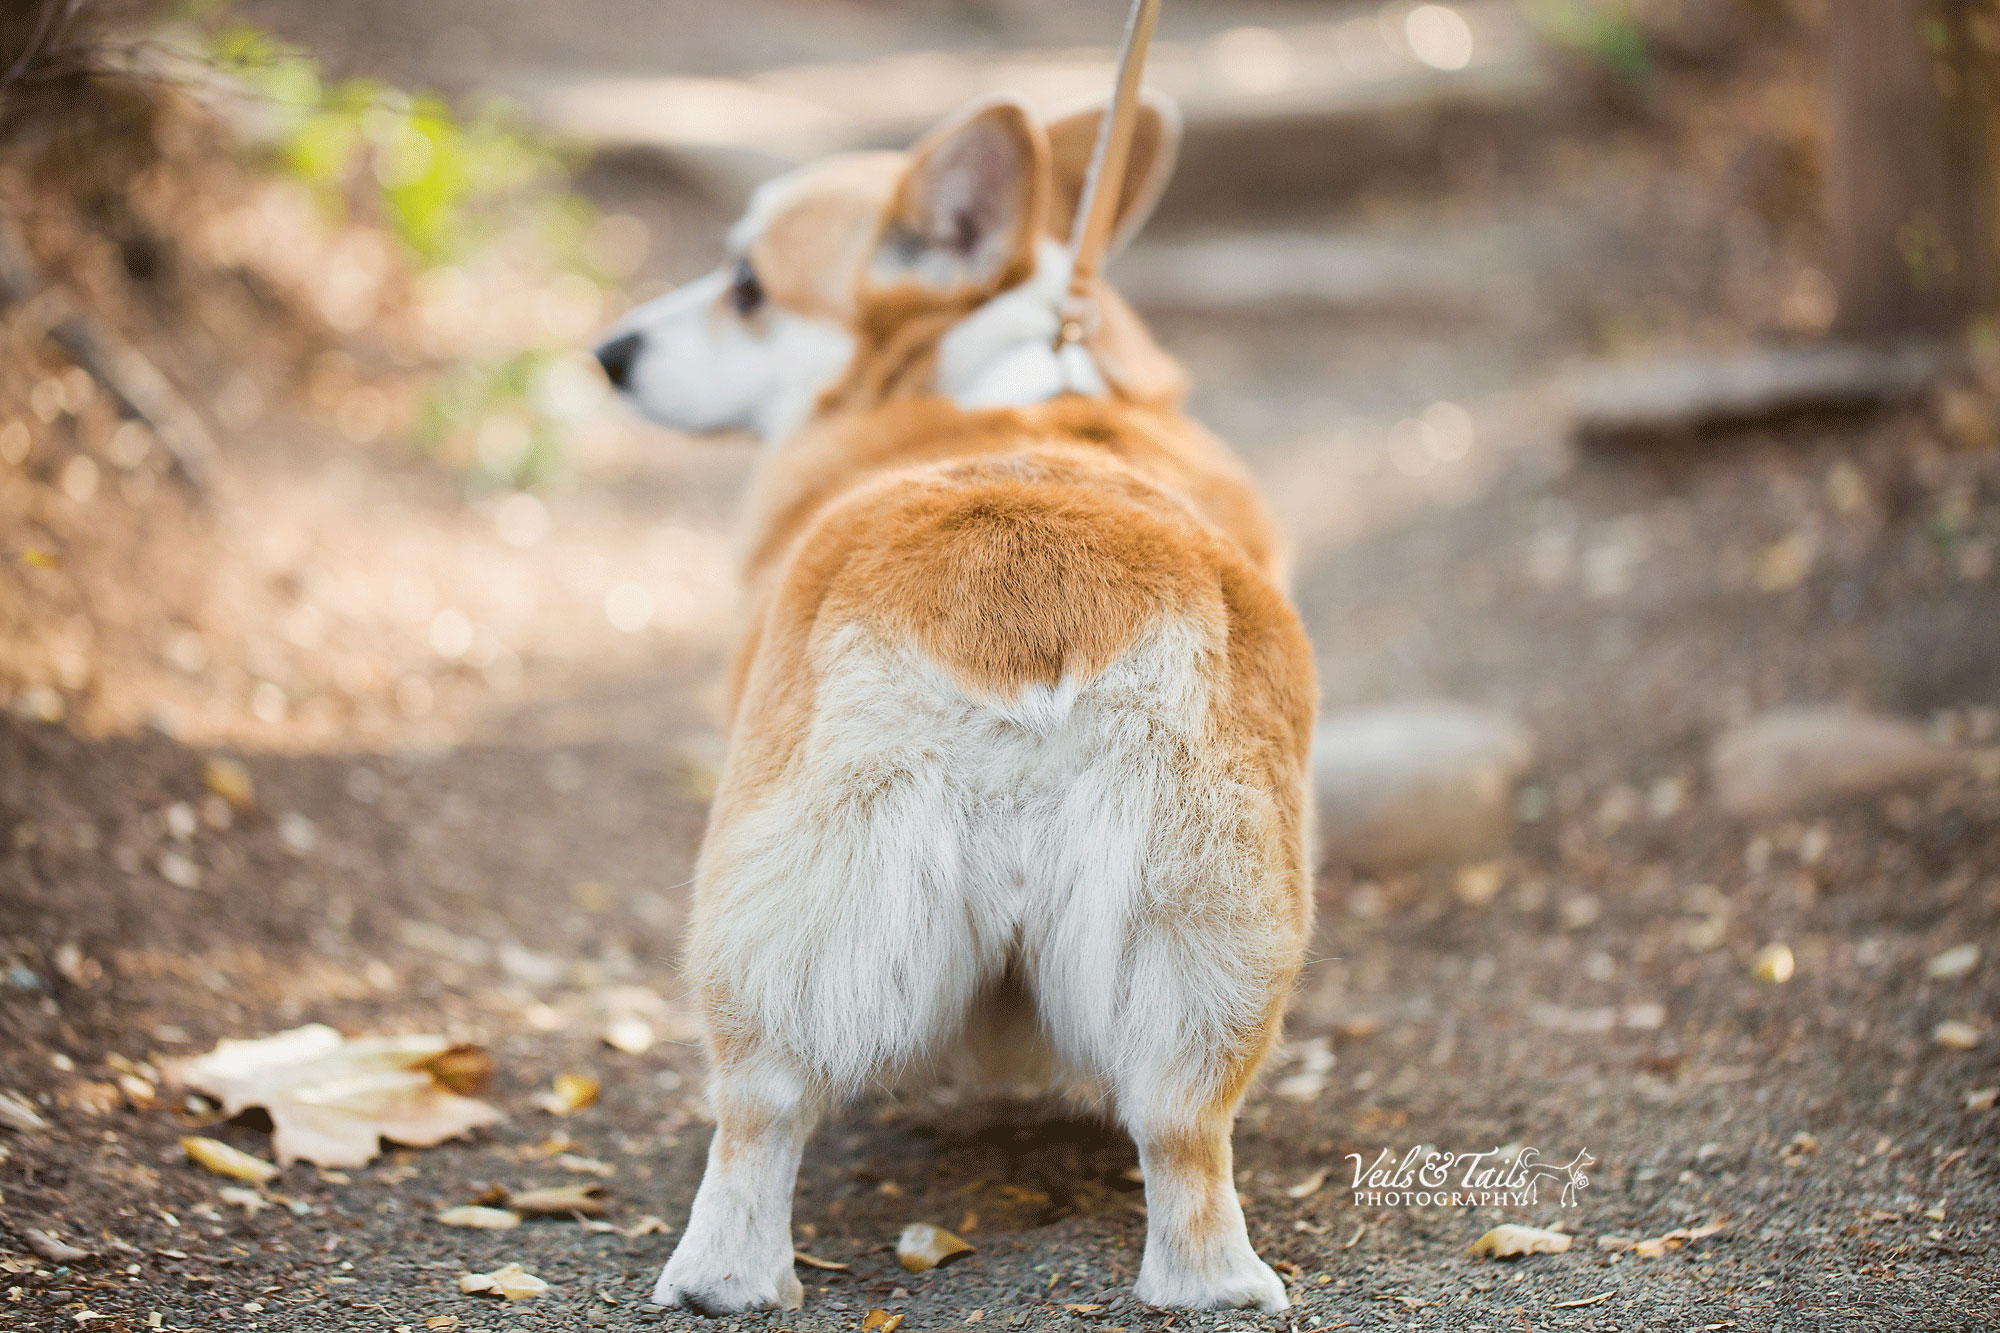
xmin=1313 ymin=703 xmax=1535 ymax=870
xmin=1709 ymin=707 xmax=1959 ymax=818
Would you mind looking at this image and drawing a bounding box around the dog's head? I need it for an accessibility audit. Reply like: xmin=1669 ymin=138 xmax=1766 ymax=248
xmin=595 ymin=94 xmax=1183 ymax=442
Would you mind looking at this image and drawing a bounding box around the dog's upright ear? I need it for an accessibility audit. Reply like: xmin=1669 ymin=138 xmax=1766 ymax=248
xmin=875 ymin=97 xmax=1050 ymax=294
xmin=1043 ymin=92 xmax=1181 ymax=257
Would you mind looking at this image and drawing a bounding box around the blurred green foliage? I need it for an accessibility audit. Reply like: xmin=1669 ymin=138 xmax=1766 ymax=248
xmin=207 ymin=24 xmax=580 ymax=266
xmin=192 ymin=12 xmax=609 ymax=485
xmin=417 ymin=349 xmax=580 ymax=486
xmin=1517 ymin=0 xmax=1651 ymax=81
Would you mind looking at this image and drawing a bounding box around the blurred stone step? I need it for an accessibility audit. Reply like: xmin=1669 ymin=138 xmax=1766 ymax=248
xmin=1564 ymin=342 xmax=1949 ymax=445
xmin=503 ymin=1 xmax=1558 ymax=218
xmin=1113 ymin=220 xmax=1529 ymax=317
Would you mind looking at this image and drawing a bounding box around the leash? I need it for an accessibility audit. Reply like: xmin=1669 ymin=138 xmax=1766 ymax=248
xmin=1054 ymin=0 xmax=1164 ymax=355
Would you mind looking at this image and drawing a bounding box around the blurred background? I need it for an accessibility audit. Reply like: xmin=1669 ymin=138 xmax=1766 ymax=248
xmin=2 ymin=1 xmax=1997 ymax=1328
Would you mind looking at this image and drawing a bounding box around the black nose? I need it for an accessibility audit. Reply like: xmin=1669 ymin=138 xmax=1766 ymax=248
xmin=595 ymin=332 xmax=643 ymax=389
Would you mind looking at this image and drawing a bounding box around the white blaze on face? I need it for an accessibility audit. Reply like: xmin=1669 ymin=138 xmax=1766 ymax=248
xmin=596 ymin=174 xmax=858 ymax=445
xmin=604 ymin=274 xmax=854 ymax=443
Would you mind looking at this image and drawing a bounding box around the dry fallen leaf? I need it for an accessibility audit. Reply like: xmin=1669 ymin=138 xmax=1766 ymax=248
xmin=0 ymin=1090 xmax=48 ymax=1133
xmin=201 ymin=757 xmax=256 ymax=811
xmin=1927 ymin=944 xmax=1981 ymax=981
xmin=23 ymin=1228 xmax=92 ymax=1264
xmin=182 ymin=1136 xmax=280 ymax=1184
xmin=794 ymin=1250 xmax=851 ymax=1271
xmin=1453 ymin=861 xmax=1506 ymax=908
xmin=1753 ymin=533 xmax=1815 ymax=592
xmin=1966 ymin=1086 xmax=1998 ymax=1112
xmin=508 ymin=1184 xmax=606 ymax=1217
xmin=217 ymin=1186 xmax=270 ymax=1216
xmin=554 ymin=1152 xmax=616 ymax=1177
xmin=1285 ymin=1168 xmax=1328 ymax=1199
xmin=170 ymin=1025 xmax=501 ymax=1167
xmin=438 ymin=1205 xmax=522 ymax=1230
xmin=1779 ymin=1131 xmax=1819 ymax=1164
xmin=603 ymin=1015 xmax=655 ymax=1055
xmin=582 ymin=1214 xmax=667 ymax=1239
xmin=1628 ymin=1220 xmax=1725 ymax=1259
xmin=1467 ymin=1224 xmax=1573 ymax=1259
xmin=1273 ymin=1036 xmax=1335 ymax=1101
xmin=419 ymin=1046 xmax=495 ymax=1097
xmin=1751 ymin=942 xmax=1796 ymax=984
xmin=459 ymin=1262 xmax=547 ymax=1302
xmin=1934 ymin=1020 xmax=1982 ymax=1050
xmin=862 ymin=1311 xmax=904 ymax=1333
xmin=896 ymin=1222 xmax=974 ymax=1272
xmin=533 ymin=1074 xmax=600 ymax=1116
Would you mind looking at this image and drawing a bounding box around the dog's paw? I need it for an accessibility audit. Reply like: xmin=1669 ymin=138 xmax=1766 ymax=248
xmin=651 ymin=1251 xmax=804 ymax=1315
xmin=1134 ymin=1253 xmax=1289 ymax=1313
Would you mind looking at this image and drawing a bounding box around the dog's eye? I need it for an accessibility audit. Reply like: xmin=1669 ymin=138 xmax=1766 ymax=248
xmin=728 ymin=259 xmax=764 ymax=317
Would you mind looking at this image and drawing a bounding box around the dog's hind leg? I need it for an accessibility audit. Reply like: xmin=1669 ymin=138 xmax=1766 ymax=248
xmin=1021 ymin=623 xmax=1310 ymax=1311
xmin=1121 ymin=1026 xmax=1290 ymax=1312
xmin=1027 ymin=803 xmax=1305 ymax=1313
xmin=652 ymin=1050 xmax=818 ymax=1314
xmin=654 ymin=635 xmax=1017 ymax=1313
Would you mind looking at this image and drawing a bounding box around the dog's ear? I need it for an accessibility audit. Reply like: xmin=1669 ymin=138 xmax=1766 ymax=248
xmin=1043 ymin=92 xmax=1181 ymax=257
xmin=876 ymin=97 xmax=1049 ymax=293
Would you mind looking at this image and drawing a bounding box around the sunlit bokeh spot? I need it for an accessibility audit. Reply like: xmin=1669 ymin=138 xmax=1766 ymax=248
xmin=605 ymin=580 xmax=655 ymax=633
xmin=1405 ymin=4 xmax=1475 ymax=72
xmin=429 ymin=608 xmax=475 ymax=659
xmin=1210 ymin=26 xmax=1296 ymax=95
xmin=494 ymin=492 xmax=551 ymax=549
xmin=1418 ymin=400 xmax=1475 ymax=462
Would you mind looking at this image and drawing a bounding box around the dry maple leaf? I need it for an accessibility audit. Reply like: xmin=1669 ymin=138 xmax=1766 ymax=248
xmin=170 ymin=1024 xmax=501 ymax=1168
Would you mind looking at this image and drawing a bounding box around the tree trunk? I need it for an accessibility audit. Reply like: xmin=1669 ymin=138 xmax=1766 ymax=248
xmin=1827 ymin=0 xmax=2000 ymax=337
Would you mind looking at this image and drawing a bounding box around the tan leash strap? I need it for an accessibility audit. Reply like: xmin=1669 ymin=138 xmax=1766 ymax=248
xmin=1056 ymin=0 xmax=1164 ymax=349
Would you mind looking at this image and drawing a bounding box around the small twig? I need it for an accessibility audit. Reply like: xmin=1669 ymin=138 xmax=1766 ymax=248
xmin=0 ymin=216 xmax=214 ymax=496
xmin=1550 ymin=1290 xmax=1618 ymax=1310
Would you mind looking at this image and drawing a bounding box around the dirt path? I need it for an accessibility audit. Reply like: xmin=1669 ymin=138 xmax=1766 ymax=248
xmin=5 ymin=5 xmax=2000 ymax=1331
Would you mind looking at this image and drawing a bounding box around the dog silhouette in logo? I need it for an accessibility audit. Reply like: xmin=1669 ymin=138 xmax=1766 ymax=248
xmin=1514 ymin=1148 xmax=1595 ymax=1207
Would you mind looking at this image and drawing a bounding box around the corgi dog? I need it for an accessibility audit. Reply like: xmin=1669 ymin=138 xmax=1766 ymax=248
xmin=595 ymin=93 xmax=1316 ymax=1315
